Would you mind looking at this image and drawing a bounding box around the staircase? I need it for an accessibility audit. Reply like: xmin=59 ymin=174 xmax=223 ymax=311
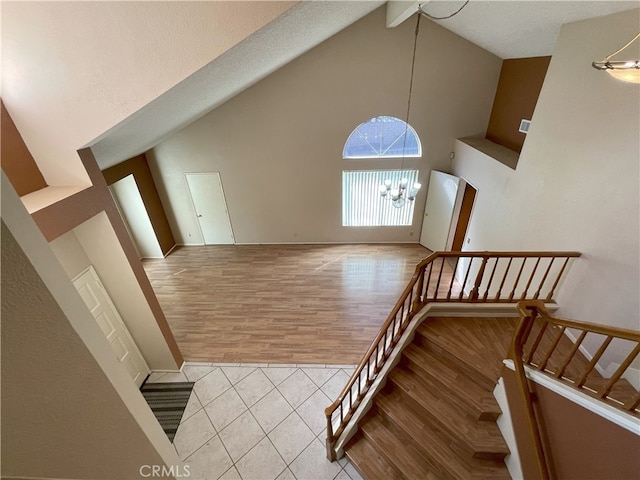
xmin=344 ymin=317 xmax=518 ymax=479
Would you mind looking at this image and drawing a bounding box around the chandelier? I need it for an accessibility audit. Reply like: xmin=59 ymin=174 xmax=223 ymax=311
xmin=379 ymin=14 xmax=422 ymax=208
xmin=379 ymin=178 xmax=422 ymax=208
xmin=592 ymin=32 xmax=640 ymax=84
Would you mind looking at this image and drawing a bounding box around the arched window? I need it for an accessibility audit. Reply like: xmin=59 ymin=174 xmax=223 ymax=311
xmin=342 ymin=116 xmax=422 ymax=159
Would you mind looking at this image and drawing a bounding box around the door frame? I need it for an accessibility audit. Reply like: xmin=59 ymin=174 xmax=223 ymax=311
xmin=447 ymin=177 xmax=478 ymax=251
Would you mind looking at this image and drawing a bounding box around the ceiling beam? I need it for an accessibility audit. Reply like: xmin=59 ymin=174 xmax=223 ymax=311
xmin=386 ymin=1 xmax=422 ymax=28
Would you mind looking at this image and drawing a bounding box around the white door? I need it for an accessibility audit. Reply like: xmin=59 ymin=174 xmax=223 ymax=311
xmin=420 ymin=171 xmax=460 ymax=251
xmin=73 ymin=266 xmax=150 ymax=387
xmin=109 ymin=174 xmax=163 ymax=259
xmin=185 ymin=173 xmax=235 ymax=244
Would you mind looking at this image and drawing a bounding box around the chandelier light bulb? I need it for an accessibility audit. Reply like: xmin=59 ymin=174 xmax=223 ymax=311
xmin=592 ymin=33 xmax=640 ymax=84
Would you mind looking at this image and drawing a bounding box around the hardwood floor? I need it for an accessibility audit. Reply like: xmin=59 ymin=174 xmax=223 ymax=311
xmin=142 ymin=244 xmax=433 ymax=364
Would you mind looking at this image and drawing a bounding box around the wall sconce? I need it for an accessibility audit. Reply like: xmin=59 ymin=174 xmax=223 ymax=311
xmin=592 ymin=33 xmax=640 ymax=84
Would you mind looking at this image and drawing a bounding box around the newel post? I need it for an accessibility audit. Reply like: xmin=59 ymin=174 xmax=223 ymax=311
xmin=325 ymin=409 xmax=336 ymax=461
xmin=412 ymin=267 xmax=425 ymax=312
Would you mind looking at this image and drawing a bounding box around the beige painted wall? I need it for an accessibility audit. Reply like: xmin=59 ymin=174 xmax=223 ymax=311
xmin=49 ymin=229 xmax=93 ymax=279
xmin=148 ymin=8 xmax=501 ymax=245
xmin=452 ymin=10 xmax=640 ymax=346
xmin=50 ymin=213 xmax=178 ymax=370
xmin=1 ymin=174 xmax=180 ymax=479
xmin=1 ymin=1 xmax=295 ymax=187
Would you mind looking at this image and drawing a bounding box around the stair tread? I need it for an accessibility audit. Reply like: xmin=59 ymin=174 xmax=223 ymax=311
xmin=389 ymin=365 xmax=509 ymax=459
xmin=359 ymin=412 xmax=440 ymax=480
xmin=416 ymin=317 xmax=517 ymax=388
xmin=344 ymin=432 xmax=405 ymax=480
xmin=376 ymin=389 xmax=511 ymax=479
xmin=402 ymin=344 xmax=502 ymax=419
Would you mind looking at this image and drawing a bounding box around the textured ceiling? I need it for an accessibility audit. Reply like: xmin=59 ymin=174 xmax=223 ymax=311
xmin=90 ymin=1 xmax=384 ymax=169
xmin=421 ymin=1 xmax=639 ymax=59
xmin=91 ymin=0 xmax=639 ymax=169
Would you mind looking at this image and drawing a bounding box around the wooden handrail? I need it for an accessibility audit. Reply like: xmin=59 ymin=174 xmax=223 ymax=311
xmin=512 ymin=301 xmax=553 ymax=480
xmin=324 ymin=250 xmax=581 ymax=461
xmin=512 ymin=301 xmax=640 ymax=480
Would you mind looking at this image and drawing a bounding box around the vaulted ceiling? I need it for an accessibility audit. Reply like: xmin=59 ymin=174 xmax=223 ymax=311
xmin=90 ymin=0 xmax=639 ymax=169
xmin=3 ymin=1 xmax=637 ymax=176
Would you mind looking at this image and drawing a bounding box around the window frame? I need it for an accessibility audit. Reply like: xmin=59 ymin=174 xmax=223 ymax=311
xmin=342 ymin=116 xmax=422 ymax=160
xmin=341 ymin=169 xmax=420 ymax=227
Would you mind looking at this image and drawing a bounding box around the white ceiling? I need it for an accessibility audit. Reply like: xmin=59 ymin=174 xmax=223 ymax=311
xmin=420 ymin=1 xmax=639 ymax=59
xmin=91 ymin=0 xmax=639 ymax=169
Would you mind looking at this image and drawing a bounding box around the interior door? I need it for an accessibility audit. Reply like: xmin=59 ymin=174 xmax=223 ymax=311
xmin=185 ymin=172 xmax=235 ymax=244
xmin=109 ymin=174 xmax=163 ymax=259
xmin=73 ymin=266 xmax=150 ymax=387
xmin=419 ymin=171 xmax=460 ymax=251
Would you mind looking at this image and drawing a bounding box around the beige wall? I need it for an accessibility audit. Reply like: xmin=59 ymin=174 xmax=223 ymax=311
xmin=452 ymin=10 xmax=640 ymax=341
xmin=148 ymin=7 xmax=501 ymax=245
xmin=1 ymin=174 xmax=180 ymax=480
xmin=1 ymin=1 xmax=296 ymax=187
xmin=49 ymin=229 xmax=93 ymax=279
xmin=50 ymin=213 xmax=178 ymax=370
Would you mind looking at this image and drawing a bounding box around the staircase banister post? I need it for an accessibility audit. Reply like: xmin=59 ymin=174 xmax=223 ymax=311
xmin=470 ymin=254 xmax=489 ymax=301
xmin=325 ymin=415 xmax=336 ymax=461
xmin=513 ymin=301 xmax=552 ymax=480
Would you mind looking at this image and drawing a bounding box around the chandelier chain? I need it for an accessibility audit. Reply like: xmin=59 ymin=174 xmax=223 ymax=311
xmin=401 ymin=14 xmax=421 ymax=171
xmin=605 ymin=32 xmax=640 ymax=61
xmin=419 ymin=1 xmax=470 ymax=21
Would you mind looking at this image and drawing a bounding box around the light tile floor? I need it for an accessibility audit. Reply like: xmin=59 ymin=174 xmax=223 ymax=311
xmin=148 ymin=363 xmax=364 ymax=480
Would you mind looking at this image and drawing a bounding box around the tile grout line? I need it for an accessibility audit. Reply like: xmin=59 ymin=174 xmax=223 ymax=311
xmin=173 ymin=364 xmax=359 ymax=480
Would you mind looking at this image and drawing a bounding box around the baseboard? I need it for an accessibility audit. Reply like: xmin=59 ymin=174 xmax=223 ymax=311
xmin=233 ymin=241 xmax=422 ymax=246
xmin=163 ymin=244 xmax=178 ymax=257
xmin=422 ymin=302 xmax=558 ymax=317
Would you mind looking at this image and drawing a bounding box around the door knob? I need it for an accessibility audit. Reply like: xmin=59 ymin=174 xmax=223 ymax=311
xmin=198 ymin=215 xmax=203 ymax=218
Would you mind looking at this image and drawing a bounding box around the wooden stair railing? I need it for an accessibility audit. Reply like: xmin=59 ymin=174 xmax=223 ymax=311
xmin=324 ymin=250 xmax=581 ymax=461
xmin=513 ymin=301 xmax=640 ymax=480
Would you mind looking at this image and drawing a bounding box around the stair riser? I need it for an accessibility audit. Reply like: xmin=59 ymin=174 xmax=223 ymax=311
xmin=345 ymin=433 xmax=405 ymax=480
xmin=389 ymin=374 xmax=508 ymax=461
xmin=359 ymin=414 xmax=441 ymax=480
xmin=401 ymin=354 xmax=501 ymax=422
xmin=372 ymin=403 xmax=464 ymax=480
xmin=414 ymin=331 xmax=496 ymax=391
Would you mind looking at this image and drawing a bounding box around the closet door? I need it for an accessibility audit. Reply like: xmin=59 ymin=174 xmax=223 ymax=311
xmin=419 ymin=171 xmax=460 ymax=251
